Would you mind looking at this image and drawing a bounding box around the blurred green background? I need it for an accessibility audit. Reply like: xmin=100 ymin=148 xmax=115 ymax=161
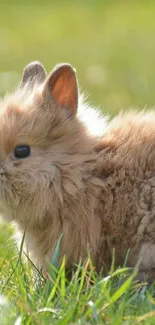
xmin=0 ymin=0 xmax=155 ymax=116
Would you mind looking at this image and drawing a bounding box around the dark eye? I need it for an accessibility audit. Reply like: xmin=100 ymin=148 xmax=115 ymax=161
xmin=14 ymin=145 xmax=31 ymax=159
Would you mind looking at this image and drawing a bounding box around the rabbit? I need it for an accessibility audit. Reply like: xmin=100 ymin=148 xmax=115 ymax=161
xmin=1 ymin=60 xmax=155 ymax=281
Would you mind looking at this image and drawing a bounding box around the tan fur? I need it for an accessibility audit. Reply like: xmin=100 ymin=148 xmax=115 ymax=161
xmin=1 ymin=62 xmax=155 ymax=280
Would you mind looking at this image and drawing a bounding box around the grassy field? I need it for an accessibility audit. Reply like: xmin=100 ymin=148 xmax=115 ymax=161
xmin=1 ymin=1 xmax=155 ymax=324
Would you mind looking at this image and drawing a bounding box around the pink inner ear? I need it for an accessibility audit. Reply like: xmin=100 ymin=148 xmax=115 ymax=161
xmin=49 ymin=65 xmax=78 ymax=116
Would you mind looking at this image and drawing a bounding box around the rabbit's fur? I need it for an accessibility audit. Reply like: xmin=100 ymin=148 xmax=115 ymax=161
xmin=1 ymin=61 xmax=155 ymax=280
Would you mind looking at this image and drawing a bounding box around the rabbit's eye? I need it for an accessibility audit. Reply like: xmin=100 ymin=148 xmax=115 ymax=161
xmin=14 ymin=145 xmax=31 ymax=159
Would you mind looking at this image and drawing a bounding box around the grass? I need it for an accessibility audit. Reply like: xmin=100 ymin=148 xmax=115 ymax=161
xmin=1 ymin=1 xmax=155 ymax=115
xmin=1 ymin=0 xmax=155 ymax=324
xmin=1 ymin=225 xmax=155 ymax=325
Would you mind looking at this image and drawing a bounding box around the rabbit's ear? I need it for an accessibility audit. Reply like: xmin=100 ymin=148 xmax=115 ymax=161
xmin=43 ymin=63 xmax=78 ymax=117
xmin=20 ymin=61 xmax=47 ymax=87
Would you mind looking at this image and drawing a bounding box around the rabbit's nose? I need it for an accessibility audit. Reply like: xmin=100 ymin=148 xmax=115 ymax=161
xmin=0 ymin=168 xmax=4 ymax=175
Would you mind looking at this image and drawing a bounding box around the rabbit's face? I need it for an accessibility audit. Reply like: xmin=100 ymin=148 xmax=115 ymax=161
xmin=0 ymin=61 xmax=79 ymax=223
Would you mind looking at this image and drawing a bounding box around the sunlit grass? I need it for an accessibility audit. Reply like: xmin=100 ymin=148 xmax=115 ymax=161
xmin=0 ymin=1 xmax=155 ymax=115
xmin=1 ymin=228 xmax=155 ymax=325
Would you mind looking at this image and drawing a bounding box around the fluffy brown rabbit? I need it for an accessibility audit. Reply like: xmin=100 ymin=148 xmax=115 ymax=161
xmin=1 ymin=61 xmax=155 ymax=281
